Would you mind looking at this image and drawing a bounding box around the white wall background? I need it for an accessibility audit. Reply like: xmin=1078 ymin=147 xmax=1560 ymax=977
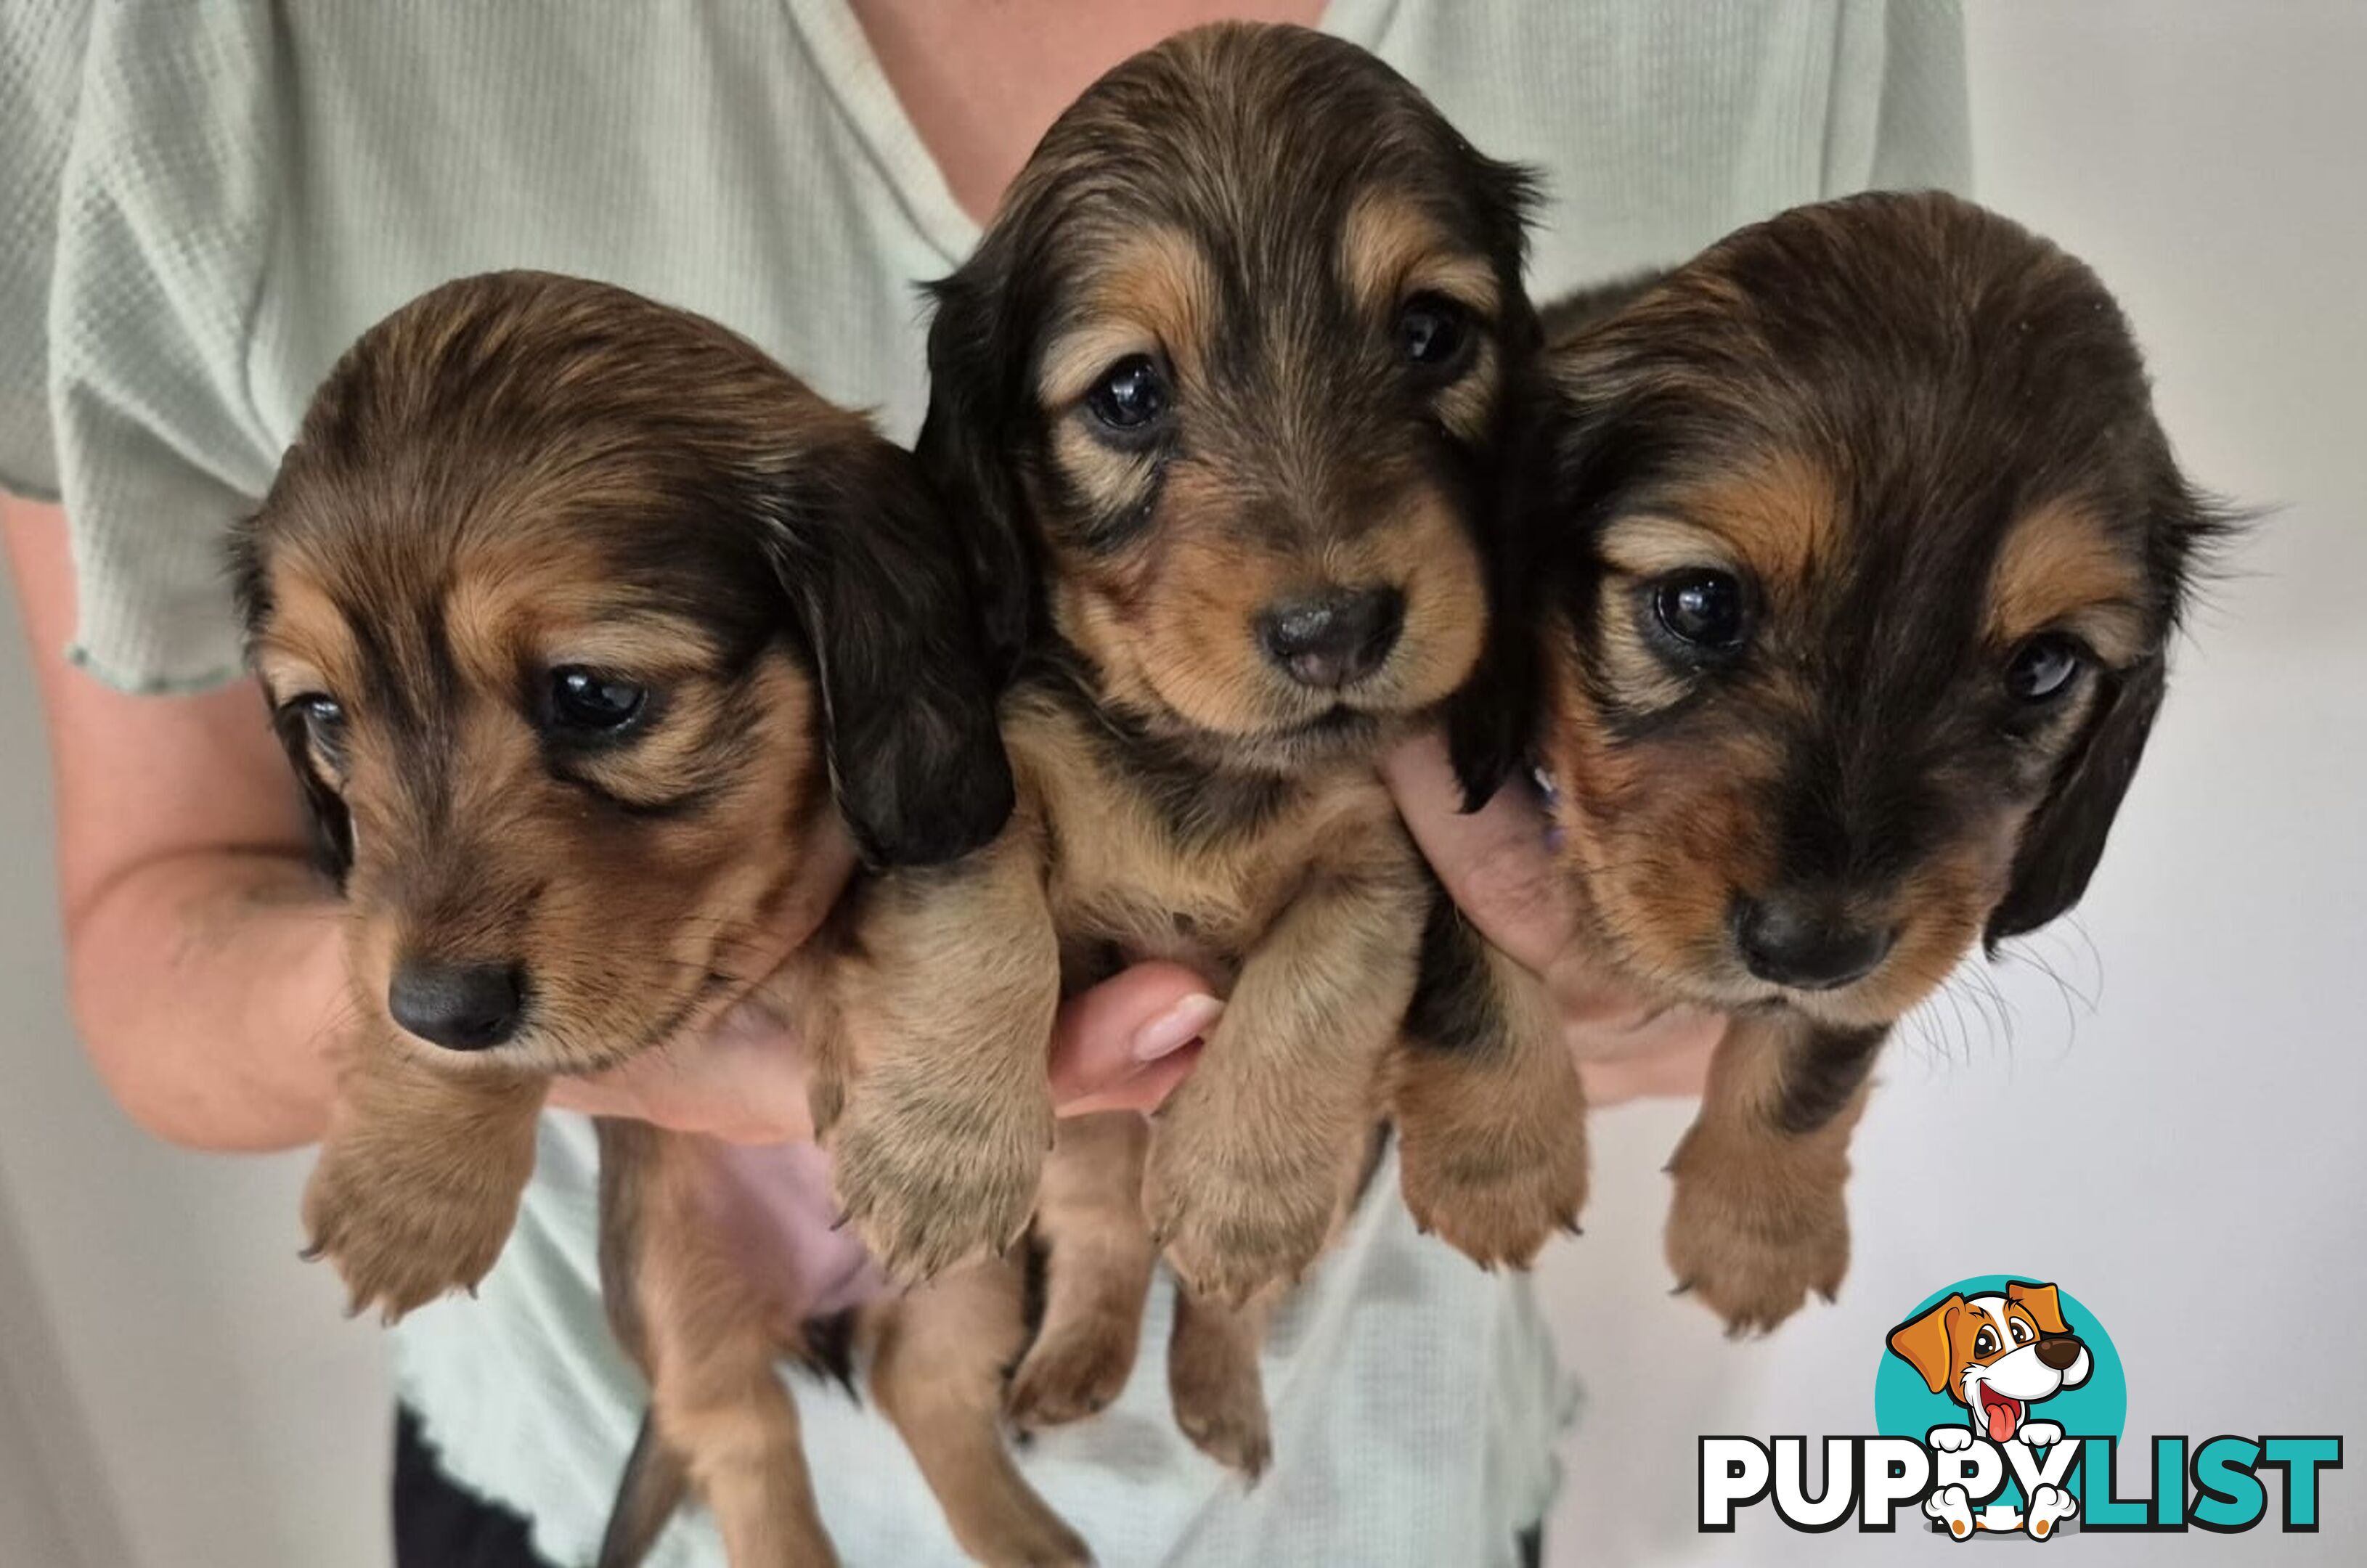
xmin=1 ymin=3 xmax=2360 ymax=1565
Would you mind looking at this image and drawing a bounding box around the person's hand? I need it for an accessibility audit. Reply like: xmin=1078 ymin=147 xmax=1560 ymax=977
xmin=549 ymin=812 xmax=1216 ymax=1140
xmin=1383 ymin=732 xmax=1724 ymax=1103
xmin=553 ymin=723 xmax=1706 ymax=1145
xmin=548 ymin=963 xmax=1213 ymax=1142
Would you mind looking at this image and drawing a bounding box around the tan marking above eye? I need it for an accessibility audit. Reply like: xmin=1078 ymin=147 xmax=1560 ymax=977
xmin=1339 ymin=190 xmax=1500 ymax=325
xmin=1595 ymin=515 xmax=1745 ymax=582
xmin=1987 ymin=497 xmax=2152 ymax=667
xmin=253 ymin=653 xmax=334 ymax=711
xmin=252 ymin=572 xmax=363 ymax=699
xmin=1038 ymin=323 xmax=1168 ymax=412
xmin=1589 ymin=517 xmax=1751 ymax=713
xmin=537 ymin=618 xmax=733 ymax=687
xmin=444 ymin=532 xmax=736 ymax=688
xmin=1341 ymin=193 xmax=1503 ymax=445
xmin=1642 ymin=450 xmax=1841 ymax=596
xmin=1038 ymin=226 xmax=1216 ymax=409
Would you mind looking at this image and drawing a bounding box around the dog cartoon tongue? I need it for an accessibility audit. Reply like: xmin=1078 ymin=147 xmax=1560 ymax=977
xmin=1981 ymin=1388 xmax=2022 ymax=1443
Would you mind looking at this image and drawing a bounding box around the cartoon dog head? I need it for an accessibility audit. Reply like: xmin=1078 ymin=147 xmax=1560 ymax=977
xmin=1889 ymin=1281 xmax=2094 ymax=1444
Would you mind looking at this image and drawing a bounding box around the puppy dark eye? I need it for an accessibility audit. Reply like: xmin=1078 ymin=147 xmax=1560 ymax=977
xmin=286 ymin=693 xmax=347 ymax=756
xmin=2005 ymin=634 xmax=2086 ymax=702
xmin=2010 ymin=1320 xmax=2034 ymax=1344
xmin=1396 ymin=293 xmax=1474 ymax=376
xmin=1651 ymin=570 xmax=1748 ymax=650
xmin=549 ymin=667 xmax=647 ymax=733
xmin=1975 ymin=1326 xmax=1999 ymax=1357
xmin=1085 ymin=355 xmax=1171 ymax=434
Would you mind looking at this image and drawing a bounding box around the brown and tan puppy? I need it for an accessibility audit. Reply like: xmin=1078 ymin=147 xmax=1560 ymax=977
xmin=236 ymin=271 xmax=1085 ymax=1567
xmin=797 ymin=22 xmax=1582 ymax=1479
xmin=1476 ymin=191 xmax=2228 ymax=1333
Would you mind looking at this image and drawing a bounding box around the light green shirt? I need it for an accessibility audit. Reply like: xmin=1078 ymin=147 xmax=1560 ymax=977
xmin=2 ymin=3 xmax=1967 ymax=1563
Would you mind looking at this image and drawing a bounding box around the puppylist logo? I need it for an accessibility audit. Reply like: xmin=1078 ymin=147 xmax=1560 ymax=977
xmin=1700 ymin=1275 xmax=2344 ymax=1540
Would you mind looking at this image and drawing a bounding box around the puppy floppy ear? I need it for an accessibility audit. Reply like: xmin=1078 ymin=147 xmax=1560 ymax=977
xmin=1464 ymin=151 xmax=1544 ymax=362
xmin=267 ymin=695 xmax=354 ymax=886
xmin=1442 ymin=364 xmax=1558 ymax=810
xmin=914 ymin=248 xmax=1039 ymax=682
xmin=1985 ymin=653 xmax=2166 ymax=947
xmin=1888 ymin=1294 xmax=1966 ymax=1397
xmin=764 ymin=441 xmax=1016 ymax=870
xmin=1988 ymin=458 xmax=2236 ymax=947
xmin=1443 ymin=631 xmax=1538 ymax=813
xmin=2005 ymin=1281 xmax=2071 ymax=1337
xmin=1448 ymin=343 xmax=1653 ymax=812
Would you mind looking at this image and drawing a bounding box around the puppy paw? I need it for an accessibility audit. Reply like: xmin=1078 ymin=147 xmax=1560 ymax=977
xmin=301 ymin=1130 xmax=529 ymax=1322
xmin=1928 ymin=1424 xmax=1976 ymax=1454
xmin=829 ymin=1081 xmax=1049 ymax=1283
xmin=1925 ymin=1482 xmax=1976 ymax=1540
xmin=949 ymin=1485 xmax=1096 ymax=1568
xmin=1169 ymin=1334 xmax=1271 ymax=1480
xmin=1007 ymin=1315 xmax=1138 ymax=1431
xmin=2026 ymin=1482 xmax=2077 ymax=1540
xmin=1173 ymin=1376 xmax=1272 ymax=1482
xmin=1663 ymin=1146 xmax=1849 ymax=1336
xmin=1142 ymin=1120 xmax=1335 ymax=1306
xmin=1396 ymin=1105 xmax=1586 ymax=1270
xmin=2018 ymin=1420 xmax=2063 ymax=1450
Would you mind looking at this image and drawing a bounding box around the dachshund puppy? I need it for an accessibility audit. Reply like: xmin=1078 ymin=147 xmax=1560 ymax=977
xmin=1487 ymin=191 xmax=2227 ymax=1333
xmin=802 ymin=22 xmax=1578 ymax=1474
xmin=236 ymin=272 xmax=1084 ymax=1567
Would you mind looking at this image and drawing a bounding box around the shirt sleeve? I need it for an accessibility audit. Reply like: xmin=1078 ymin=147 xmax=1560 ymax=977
xmin=30 ymin=3 xmax=285 ymax=692
xmin=0 ymin=0 xmax=94 ymax=503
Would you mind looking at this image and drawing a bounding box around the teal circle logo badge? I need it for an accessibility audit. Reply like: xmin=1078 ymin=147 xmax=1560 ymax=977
xmin=1877 ymin=1275 xmax=2125 ymax=1538
xmin=1700 ymin=1273 xmax=2339 ymax=1538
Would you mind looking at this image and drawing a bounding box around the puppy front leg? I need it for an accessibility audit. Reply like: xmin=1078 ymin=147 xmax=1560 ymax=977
xmin=302 ymin=1026 xmax=544 ymax=1320
xmin=868 ymin=1256 xmax=1091 ymax=1568
xmin=822 ymin=830 xmax=1062 ymax=1282
xmin=1143 ymin=851 xmax=1420 ymax=1304
xmin=1390 ymin=894 xmax=1589 ymax=1269
xmin=1663 ymin=1013 xmax=1885 ymax=1334
xmin=1007 ymin=1111 xmax=1154 ymax=1431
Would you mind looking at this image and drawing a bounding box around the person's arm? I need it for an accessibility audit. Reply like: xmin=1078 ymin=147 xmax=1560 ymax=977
xmin=6 ymin=493 xmax=1206 ymax=1152
xmin=6 ymin=494 xmax=345 ymax=1149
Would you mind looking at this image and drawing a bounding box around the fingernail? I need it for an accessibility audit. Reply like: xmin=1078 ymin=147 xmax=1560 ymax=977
xmin=1132 ymin=992 xmax=1223 ymax=1063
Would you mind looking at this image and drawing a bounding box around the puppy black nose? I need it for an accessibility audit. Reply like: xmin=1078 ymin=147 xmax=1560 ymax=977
xmin=2035 ymin=1335 xmax=2085 ymax=1371
xmin=388 ymin=961 xmax=527 ymax=1051
xmin=1732 ymin=896 xmax=1894 ymax=992
xmin=1256 ymin=586 xmax=1405 ymax=690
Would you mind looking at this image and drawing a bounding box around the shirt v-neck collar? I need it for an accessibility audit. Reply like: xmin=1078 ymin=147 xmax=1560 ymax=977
xmin=782 ymin=0 xmax=1406 ymax=270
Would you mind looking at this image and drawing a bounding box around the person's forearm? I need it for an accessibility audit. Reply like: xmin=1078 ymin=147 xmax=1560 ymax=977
xmin=68 ymin=846 xmax=349 ymax=1151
